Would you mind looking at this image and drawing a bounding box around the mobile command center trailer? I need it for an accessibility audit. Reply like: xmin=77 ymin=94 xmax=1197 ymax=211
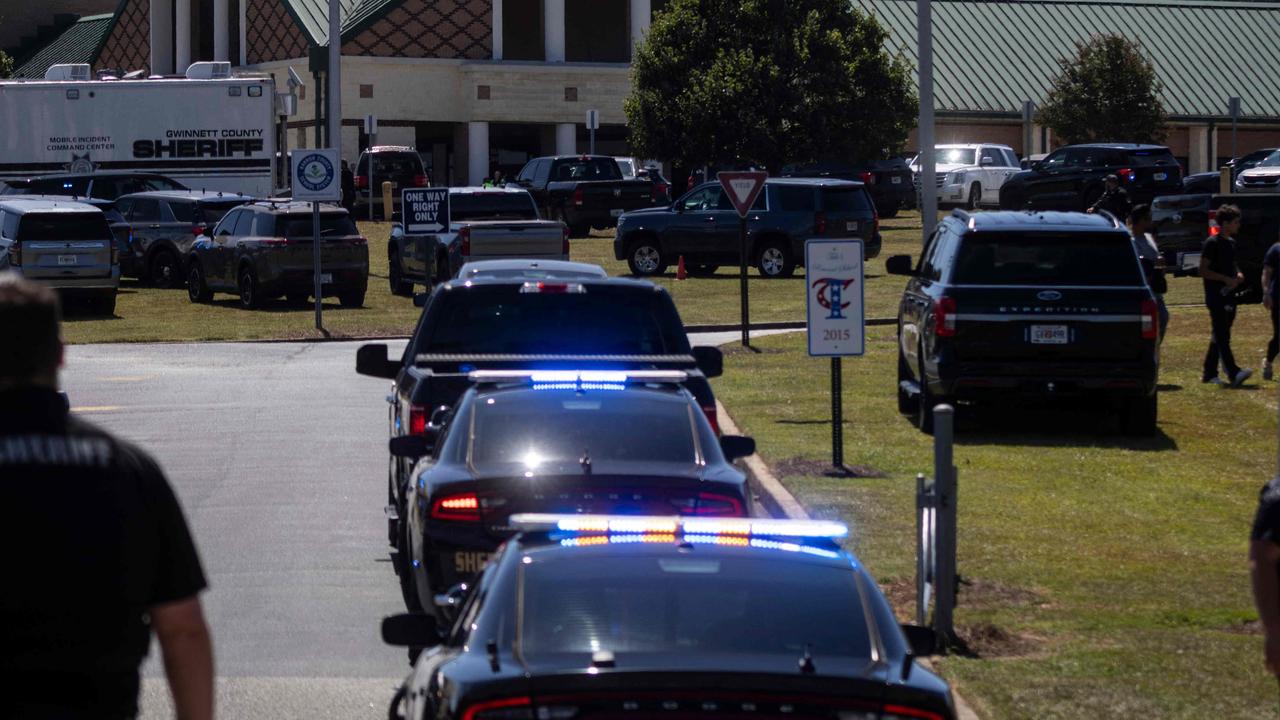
xmin=0 ymin=64 xmax=283 ymax=196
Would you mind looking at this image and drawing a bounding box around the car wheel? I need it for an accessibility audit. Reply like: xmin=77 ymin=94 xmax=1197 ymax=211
xmin=187 ymin=262 xmax=213 ymax=303
xmin=1121 ymin=393 xmax=1157 ymax=436
xmin=396 ymin=518 xmax=424 ymax=614
xmin=627 ymin=239 xmax=666 ymax=276
xmin=756 ymin=240 xmax=795 ymax=278
xmin=237 ymin=265 xmax=260 ymax=310
xmin=388 ymin=251 xmax=414 ymax=297
xmin=150 ymin=249 xmax=182 ymax=289
xmin=339 ymin=287 xmax=366 ymax=308
xmin=916 ymin=345 xmax=943 ymax=435
xmin=880 ymin=201 xmax=900 ymax=219
xmin=898 ymin=345 xmax=918 ymax=414
xmin=967 ymin=183 xmax=982 ymax=210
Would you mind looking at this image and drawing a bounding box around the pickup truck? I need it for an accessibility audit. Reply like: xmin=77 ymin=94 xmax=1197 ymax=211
xmin=354 ymin=275 xmax=725 ymax=607
xmin=1151 ymin=192 xmax=1280 ymax=304
xmin=386 ymin=187 xmax=568 ymax=296
xmin=512 ymin=155 xmax=669 ymax=237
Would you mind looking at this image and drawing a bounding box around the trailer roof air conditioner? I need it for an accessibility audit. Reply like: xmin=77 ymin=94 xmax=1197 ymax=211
xmin=45 ymin=64 xmax=92 ymax=82
xmin=185 ymin=62 xmax=232 ymax=80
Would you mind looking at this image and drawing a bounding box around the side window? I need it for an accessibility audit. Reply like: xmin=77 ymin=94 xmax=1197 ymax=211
xmin=256 ymin=213 xmax=277 ymax=236
xmin=1041 ymin=150 xmax=1069 ymax=169
xmin=775 ymin=186 xmax=815 ymax=212
xmin=130 ymin=198 xmax=162 ymax=223
xmin=214 ymin=209 xmax=240 ymax=236
xmin=114 ymin=198 xmax=134 ymax=218
xmin=165 ymin=201 xmax=194 ymax=224
xmin=1 ymin=211 xmax=16 ymax=239
xmin=1002 ymin=149 xmax=1019 ymax=168
xmin=532 ymin=159 xmax=552 ymax=185
xmin=979 ymin=147 xmax=999 ymax=165
xmin=919 ymin=224 xmax=951 ymax=281
xmin=232 ymin=210 xmax=257 ymax=236
xmin=681 ymin=186 xmax=717 ymax=211
xmin=516 ymin=161 xmax=536 ymax=183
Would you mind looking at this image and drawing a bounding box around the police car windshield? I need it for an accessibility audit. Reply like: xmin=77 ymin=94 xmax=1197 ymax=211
xmin=471 ymin=390 xmax=696 ymax=470
xmin=952 ymin=233 xmax=1144 ymax=286
xmin=521 ymin=555 xmax=871 ymax=658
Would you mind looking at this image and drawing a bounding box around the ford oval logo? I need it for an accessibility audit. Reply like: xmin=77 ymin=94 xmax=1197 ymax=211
xmin=1037 ymin=290 xmax=1062 ymax=301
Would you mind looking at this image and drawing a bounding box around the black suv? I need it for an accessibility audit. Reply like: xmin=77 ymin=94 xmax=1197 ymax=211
xmin=615 ymin=178 xmax=881 ymax=277
xmin=1151 ymin=192 xmax=1280 ymax=304
xmin=887 ymin=210 xmax=1160 ymax=435
xmin=999 ymin=143 xmax=1182 ymax=211
xmin=354 ymin=146 xmax=429 ymax=215
xmin=780 ymin=158 xmax=915 ymax=218
xmin=115 ymin=191 xmax=254 ymax=287
xmin=0 ymin=171 xmax=188 ymax=201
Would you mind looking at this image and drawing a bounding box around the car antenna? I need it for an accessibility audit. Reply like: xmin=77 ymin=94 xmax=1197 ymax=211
xmin=580 ymin=448 xmax=592 ymax=476
xmin=798 ymin=644 xmax=815 ymax=674
xmin=486 ymin=638 xmax=500 ymax=672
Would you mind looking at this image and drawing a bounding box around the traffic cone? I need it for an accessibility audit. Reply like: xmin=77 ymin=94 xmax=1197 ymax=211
xmin=676 ymin=255 xmax=688 ymax=280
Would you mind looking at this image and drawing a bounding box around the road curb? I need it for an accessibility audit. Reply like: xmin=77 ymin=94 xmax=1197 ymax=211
xmin=715 ymin=399 xmax=983 ymax=720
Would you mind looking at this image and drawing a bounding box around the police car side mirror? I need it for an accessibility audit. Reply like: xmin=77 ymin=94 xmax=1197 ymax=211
xmin=356 ymin=343 xmax=402 ymax=379
xmin=381 ymin=613 xmax=440 ymax=648
xmin=692 ymin=346 xmax=723 ymax=378
xmin=389 ymin=435 xmax=432 ymax=458
xmin=885 ymin=255 xmax=915 ymax=276
xmin=719 ymin=435 xmax=756 ymax=461
xmin=901 ymin=623 xmax=938 ymax=657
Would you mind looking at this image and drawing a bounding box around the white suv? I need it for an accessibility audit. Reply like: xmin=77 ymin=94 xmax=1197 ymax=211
xmin=911 ymin=144 xmax=1021 ymax=209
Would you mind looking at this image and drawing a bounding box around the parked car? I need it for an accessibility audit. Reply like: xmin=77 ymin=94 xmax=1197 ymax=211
xmin=386 ymin=187 xmax=569 ymax=296
xmin=0 ymin=171 xmax=188 ymax=201
xmin=114 ymin=190 xmax=253 ymax=287
xmin=391 ymin=370 xmax=752 ymax=614
xmin=999 ymin=143 xmax=1182 ymax=211
xmin=12 ymin=194 xmax=132 ymax=277
xmin=887 ymin=210 xmax=1160 ymax=435
xmin=612 ymin=156 xmax=660 ymax=179
xmin=0 ymin=197 xmax=119 ymax=314
xmin=614 ymin=178 xmax=881 ymax=278
xmin=185 ymin=201 xmax=368 ymax=309
xmin=1234 ymin=149 xmax=1280 ymax=193
xmin=513 ymin=155 xmax=668 ymax=237
xmin=909 ymin=144 xmax=1021 ymax=209
xmin=781 ymin=158 xmax=915 ymax=217
xmin=354 ymin=145 xmax=430 ymax=215
xmin=1228 ymin=147 xmax=1279 ymax=178
xmin=1150 ymin=192 xmax=1280 ymax=304
xmin=1182 ymin=172 xmax=1224 ymax=194
xmin=380 ymin=515 xmax=955 ymax=720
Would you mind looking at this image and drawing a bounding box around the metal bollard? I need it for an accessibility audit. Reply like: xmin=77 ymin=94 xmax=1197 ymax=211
xmin=932 ymin=404 xmax=957 ymax=646
xmin=382 ymin=181 xmax=394 ymax=219
xmin=1220 ymin=166 xmax=1232 ymax=195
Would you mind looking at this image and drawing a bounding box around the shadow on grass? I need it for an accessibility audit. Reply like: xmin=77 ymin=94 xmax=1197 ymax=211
xmin=936 ymin=402 xmax=1180 ymax=452
xmin=205 ymin=298 xmax=369 ymax=314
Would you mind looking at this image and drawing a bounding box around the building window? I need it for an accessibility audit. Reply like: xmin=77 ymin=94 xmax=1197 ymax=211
xmin=360 ymin=84 xmax=374 ymax=98
xmin=565 ymin=87 xmax=578 ymax=102
xmin=477 ymin=85 xmax=491 ymax=100
xmin=504 ymin=0 xmax=545 ymax=60
xmin=566 ymin=0 xmax=628 ymax=63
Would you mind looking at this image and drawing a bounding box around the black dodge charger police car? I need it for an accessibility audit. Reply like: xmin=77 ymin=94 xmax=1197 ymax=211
xmin=888 ymin=210 xmax=1160 ymax=435
xmin=392 ymin=370 xmax=756 ymax=616
xmin=381 ymin=514 xmax=956 ymax=720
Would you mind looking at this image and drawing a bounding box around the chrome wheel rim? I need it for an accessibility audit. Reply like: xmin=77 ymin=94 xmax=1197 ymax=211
xmin=634 ymin=246 xmax=660 ymax=273
xmin=761 ymin=247 xmax=785 ymax=275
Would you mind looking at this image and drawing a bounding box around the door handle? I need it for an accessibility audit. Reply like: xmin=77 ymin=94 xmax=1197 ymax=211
xmin=148 ymin=224 xmax=161 ymax=229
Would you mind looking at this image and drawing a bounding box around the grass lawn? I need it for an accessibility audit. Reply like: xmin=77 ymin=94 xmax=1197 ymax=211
xmin=712 ymin=303 xmax=1278 ymax=717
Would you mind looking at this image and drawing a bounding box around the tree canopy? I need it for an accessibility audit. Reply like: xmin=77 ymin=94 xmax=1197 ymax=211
xmin=1038 ymin=34 xmax=1167 ymax=145
xmin=624 ymin=0 xmax=917 ymax=173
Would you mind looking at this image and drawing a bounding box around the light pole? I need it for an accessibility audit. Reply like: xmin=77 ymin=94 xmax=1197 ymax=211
xmin=916 ymin=0 xmax=937 ymax=243
xmin=328 ymin=0 xmax=342 ymax=161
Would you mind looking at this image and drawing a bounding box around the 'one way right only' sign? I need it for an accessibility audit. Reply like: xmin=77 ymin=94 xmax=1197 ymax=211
xmin=402 ymin=187 xmax=450 ymax=233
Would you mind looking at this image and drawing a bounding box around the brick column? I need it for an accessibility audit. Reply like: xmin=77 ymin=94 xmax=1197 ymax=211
xmin=545 ymin=0 xmax=565 ymax=62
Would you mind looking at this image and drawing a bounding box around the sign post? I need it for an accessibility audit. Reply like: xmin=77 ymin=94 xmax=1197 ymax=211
xmin=291 ymin=149 xmax=341 ymax=331
xmin=1228 ymin=97 xmax=1241 ymax=162
xmin=402 ymin=187 xmax=451 ymax=234
xmin=717 ymin=171 xmax=768 ymax=347
xmin=805 ymin=238 xmax=865 ymax=469
xmin=586 ymin=109 xmax=599 ymax=155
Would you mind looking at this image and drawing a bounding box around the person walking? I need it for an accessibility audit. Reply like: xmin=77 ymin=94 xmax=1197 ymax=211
xmin=341 ymin=159 xmax=356 ymax=212
xmin=1128 ymin=204 xmax=1169 ymax=341
xmin=1262 ymin=235 xmax=1280 ymax=379
xmin=0 ymin=275 xmax=213 ymax=720
xmin=1251 ymin=476 xmax=1280 ymax=679
xmin=1199 ymin=203 xmax=1252 ymax=387
xmin=1087 ymin=174 xmax=1132 ymax=219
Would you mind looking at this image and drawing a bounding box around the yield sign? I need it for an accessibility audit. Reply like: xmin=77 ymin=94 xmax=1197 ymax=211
xmin=717 ymin=171 xmax=768 ymax=218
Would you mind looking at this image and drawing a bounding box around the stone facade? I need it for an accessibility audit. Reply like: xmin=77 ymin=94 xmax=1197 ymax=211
xmin=246 ymin=0 xmax=309 ymax=65
xmin=344 ymin=0 xmax=491 ymax=59
xmin=95 ymin=0 xmax=152 ymax=73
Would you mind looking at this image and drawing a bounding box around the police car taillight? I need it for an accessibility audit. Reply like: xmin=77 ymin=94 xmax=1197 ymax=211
xmin=461 ymin=696 xmax=532 ymax=720
xmin=933 ymin=296 xmax=957 ymax=337
xmin=701 ymin=402 xmax=720 ymax=435
xmin=1141 ymin=299 xmax=1159 ymax=340
xmin=517 ymin=281 xmax=586 ymax=294
xmin=431 ymin=492 xmax=481 ymax=522
xmin=572 ymin=188 xmax=585 ymax=207
xmin=408 ymin=404 xmax=428 ymax=435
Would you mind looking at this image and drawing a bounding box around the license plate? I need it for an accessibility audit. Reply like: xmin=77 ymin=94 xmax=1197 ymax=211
xmin=1030 ymin=325 xmax=1069 ymax=344
xmin=57 ymin=254 xmax=77 ymax=266
xmin=454 ymin=551 xmax=492 ymax=574
xmin=846 ymin=221 xmax=859 ymax=232
xmin=319 ymin=273 xmax=332 ymax=284
xmin=1153 ymin=172 xmax=1167 ymax=181
xmin=610 ymin=208 xmax=624 ymax=217
xmin=891 ymin=176 xmax=902 ymax=184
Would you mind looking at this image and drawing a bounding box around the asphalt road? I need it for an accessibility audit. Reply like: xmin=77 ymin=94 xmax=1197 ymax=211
xmin=61 ymin=330 xmax=793 ymax=718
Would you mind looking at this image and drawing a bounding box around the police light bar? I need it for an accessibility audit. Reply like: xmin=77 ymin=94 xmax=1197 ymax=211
xmin=509 ymin=513 xmax=848 ymax=540
xmin=468 ymin=369 xmax=689 ymax=385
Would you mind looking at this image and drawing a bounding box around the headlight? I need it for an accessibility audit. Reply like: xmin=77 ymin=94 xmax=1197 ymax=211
xmin=946 ymin=172 xmax=962 ymax=185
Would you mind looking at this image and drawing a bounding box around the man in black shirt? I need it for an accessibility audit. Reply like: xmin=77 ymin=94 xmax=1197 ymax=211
xmin=0 ymin=275 xmax=213 ymax=719
xmin=1088 ymin=174 xmax=1131 ymax=219
xmin=1251 ymin=476 xmax=1280 ymax=677
xmin=1199 ymin=204 xmax=1252 ymax=386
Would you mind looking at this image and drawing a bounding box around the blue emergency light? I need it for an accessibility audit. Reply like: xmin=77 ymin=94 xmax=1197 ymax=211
xmin=509 ymin=513 xmax=848 ymax=540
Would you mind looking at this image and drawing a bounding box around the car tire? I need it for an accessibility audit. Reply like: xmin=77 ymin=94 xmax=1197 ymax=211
xmin=187 ymin=262 xmax=213 ymax=303
xmin=756 ymin=240 xmax=795 ymax=278
xmin=627 ymin=238 xmax=667 ymax=276
xmin=967 ymin=183 xmax=982 ymax=210
xmin=880 ymin=202 xmax=900 ymax=219
xmin=150 ymin=249 xmax=182 ymax=289
xmin=388 ymin=251 xmax=414 ymax=297
xmin=339 ymin=287 xmax=366 ymax=308
xmin=1121 ymin=393 xmax=1158 ymax=436
xmin=237 ymin=265 xmax=260 ymax=310
xmin=898 ymin=346 xmax=918 ymax=414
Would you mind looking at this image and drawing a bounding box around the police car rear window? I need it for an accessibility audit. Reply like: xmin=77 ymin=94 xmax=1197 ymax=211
xmin=521 ymin=556 xmax=871 ymax=658
xmin=18 ymin=212 xmax=109 ymax=241
xmin=472 ymin=391 xmax=696 ymax=468
xmin=278 ymin=214 xmax=358 ymax=238
xmin=451 ymin=193 xmax=539 ymax=221
xmin=952 ymin=233 xmax=1143 ymax=286
xmin=1125 ymin=149 xmax=1176 ymax=166
xmin=821 ymin=188 xmax=872 ymax=212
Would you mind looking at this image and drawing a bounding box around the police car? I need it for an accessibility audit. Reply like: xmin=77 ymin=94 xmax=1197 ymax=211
xmin=381 ymin=514 xmax=956 ymax=720
xmin=389 ymin=369 xmax=755 ymax=615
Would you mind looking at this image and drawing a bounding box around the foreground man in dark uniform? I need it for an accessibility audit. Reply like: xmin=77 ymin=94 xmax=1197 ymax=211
xmin=0 ymin=275 xmax=214 ymax=720
xmin=1252 ymin=476 xmax=1280 ymax=680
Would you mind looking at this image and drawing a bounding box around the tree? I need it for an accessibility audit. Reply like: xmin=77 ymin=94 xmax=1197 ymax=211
xmin=0 ymin=50 xmax=13 ymax=79
xmin=624 ymin=0 xmax=917 ymax=174
xmin=1038 ymin=34 xmax=1167 ymax=145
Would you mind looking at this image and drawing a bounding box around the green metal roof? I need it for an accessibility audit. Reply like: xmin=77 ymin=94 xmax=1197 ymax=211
xmin=283 ymin=0 xmax=394 ymax=46
xmin=12 ymin=13 xmax=113 ymax=79
xmin=857 ymin=0 xmax=1280 ymax=121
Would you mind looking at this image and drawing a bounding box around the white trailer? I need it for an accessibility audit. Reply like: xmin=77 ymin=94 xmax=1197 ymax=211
xmin=0 ymin=63 xmax=285 ymax=197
